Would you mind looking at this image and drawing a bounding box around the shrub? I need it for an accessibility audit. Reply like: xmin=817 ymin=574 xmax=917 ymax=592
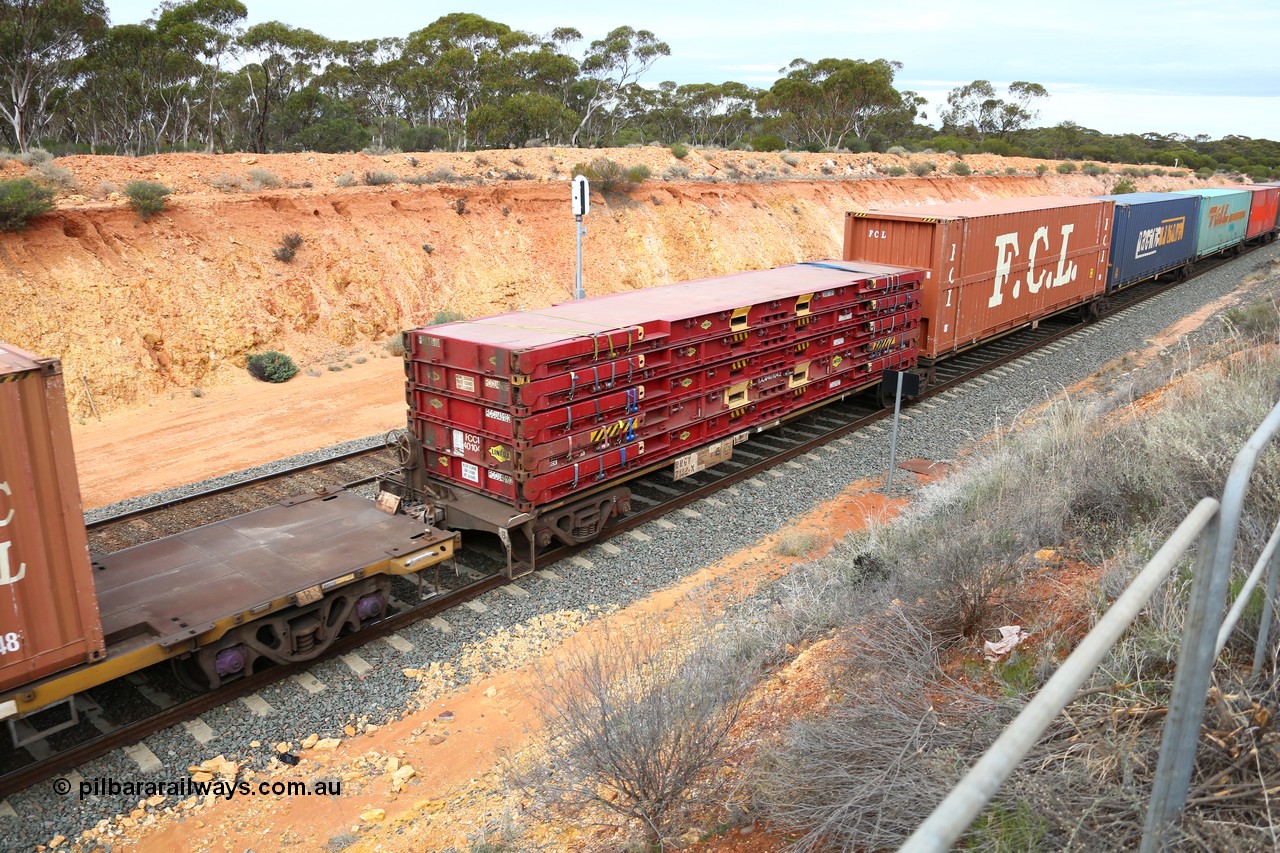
xmin=670 ymin=142 xmax=689 ymax=159
xmin=910 ymin=161 xmax=935 ymax=176
xmin=1081 ymin=162 xmax=1109 ymax=176
xmin=35 ymin=161 xmax=77 ymax=191
xmin=1035 ymin=163 xmax=1049 ymax=176
xmin=430 ymin=309 xmax=465 ymax=325
xmin=1056 ymin=162 xmax=1077 ymax=174
xmin=281 ymin=232 xmax=303 ymax=250
xmin=334 ymin=172 xmax=356 ymax=187
xmin=16 ymin=147 xmax=53 ymax=166
xmin=1111 ymin=178 xmax=1138 ymax=194
xmin=1194 ymin=167 xmax=1214 ymax=180
xmin=363 ymin=170 xmax=397 ymax=185
xmin=513 ymin=623 xmax=757 ymax=848
xmin=662 ymin=164 xmax=690 ymax=181
xmin=210 ymin=173 xmax=249 ymax=192
xmin=247 ymin=167 xmax=281 ymax=189
xmin=570 ymin=158 xmax=640 ymax=194
xmin=886 ymin=165 xmax=907 ymax=177
xmin=1005 ymin=167 xmax=1018 ymax=175
xmin=886 ymin=145 xmax=909 ymax=157
xmin=246 ymin=351 xmax=298 ymax=383
xmin=625 ymin=164 xmax=651 ymax=183
xmin=781 ymin=153 xmax=800 ymax=167
xmin=272 ymin=245 xmax=296 ymax=262
xmin=751 ymin=134 xmax=785 ymax=152
xmin=1170 ymin=169 xmax=1188 ymax=178
xmin=123 ymin=180 xmax=171 ymax=221
xmin=384 ymin=334 xmax=406 ymax=357
xmin=0 ymin=178 xmax=54 ymax=231
xmin=949 ymin=161 xmax=972 ymax=176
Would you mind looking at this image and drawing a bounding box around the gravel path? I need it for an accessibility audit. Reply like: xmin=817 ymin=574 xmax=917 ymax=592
xmin=6 ymin=243 xmax=1277 ymax=852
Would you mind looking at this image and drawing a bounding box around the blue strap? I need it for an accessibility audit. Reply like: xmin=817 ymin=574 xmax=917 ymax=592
xmin=798 ymin=261 xmax=877 ymax=275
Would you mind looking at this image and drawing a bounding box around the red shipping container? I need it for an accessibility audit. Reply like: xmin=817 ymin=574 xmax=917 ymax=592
xmin=843 ymin=197 xmax=1113 ymax=360
xmin=0 ymin=345 xmax=105 ymax=697
xmin=1229 ymin=185 xmax=1280 ymax=241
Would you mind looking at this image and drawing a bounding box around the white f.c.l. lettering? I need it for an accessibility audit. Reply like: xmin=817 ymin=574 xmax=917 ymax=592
xmin=988 ymin=232 xmax=1020 ymax=308
xmin=0 ymin=481 xmax=26 ymax=587
xmin=988 ymin=224 xmax=1078 ymax=309
xmin=1054 ymin=224 xmax=1077 ymax=286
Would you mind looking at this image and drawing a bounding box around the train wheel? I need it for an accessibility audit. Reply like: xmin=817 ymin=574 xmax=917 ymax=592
xmin=172 ymin=655 xmax=215 ymax=692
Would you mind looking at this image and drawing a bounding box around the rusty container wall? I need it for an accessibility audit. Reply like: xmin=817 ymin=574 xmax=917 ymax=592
xmin=0 ymin=344 xmax=105 ymax=694
xmin=1230 ymin=185 xmax=1280 ymax=240
xmin=844 ymin=197 xmax=1112 ymax=360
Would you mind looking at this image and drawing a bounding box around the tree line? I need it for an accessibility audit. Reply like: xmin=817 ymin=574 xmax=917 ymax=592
xmin=1 ymin=1 xmax=1277 ymax=179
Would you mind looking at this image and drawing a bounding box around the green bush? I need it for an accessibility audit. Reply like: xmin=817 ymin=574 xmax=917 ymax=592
xmin=430 ymin=309 xmax=466 ymax=325
xmin=1005 ymin=167 xmax=1018 ymax=175
xmin=124 ymin=180 xmax=171 ymax=221
xmin=1035 ymin=164 xmax=1049 ymax=176
xmin=247 ymin=167 xmax=282 ymax=188
xmin=910 ymin=161 xmax=935 ymax=176
xmin=1056 ymin=162 xmax=1077 ymax=174
xmin=0 ymin=178 xmax=54 ymax=231
xmin=625 ymin=164 xmax=651 ymax=183
xmin=1081 ymin=162 xmax=1109 ymax=176
xmin=885 ymin=165 xmax=907 ymax=177
xmin=570 ymin=158 xmax=640 ymax=194
xmin=886 ymin=145 xmax=909 ymax=157
xmin=1194 ymin=167 xmax=1214 ymax=180
xmin=949 ymin=162 xmax=972 ymax=176
xmin=781 ymin=153 xmax=801 ymax=167
xmin=246 ymin=351 xmax=298 ymax=383
xmin=670 ymin=142 xmax=689 ymax=159
xmin=751 ymin=135 xmax=785 ymax=152
xmin=364 ymin=170 xmax=398 ymax=185
xmin=1111 ymin=178 xmax=1138 ymax=195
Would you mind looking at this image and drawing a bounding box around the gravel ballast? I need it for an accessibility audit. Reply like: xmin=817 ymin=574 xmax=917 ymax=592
xmin=4 ymin=243 xmax=1277 ymax=852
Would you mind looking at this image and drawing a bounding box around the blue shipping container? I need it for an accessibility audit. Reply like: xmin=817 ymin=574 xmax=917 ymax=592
xmin=1169 ymin=188 xmax=1252 ymax=258
xmin=1096 ymin=193 xmax=1201 ymax=291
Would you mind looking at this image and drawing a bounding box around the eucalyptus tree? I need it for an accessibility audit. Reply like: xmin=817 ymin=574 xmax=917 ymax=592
xmin=759 ymin=58 xmax=903 ymax=150
xmin=569 ymin=25 xmax=668 ymax=146
xmin=940 ymin=79 xmax=1048 ymax=141
xmin=154 ymin=0 xmax=246 ymax=150
xmin=0 ymin=0 xmax=106 ymax=150
xmin=236 ymin=20 xmax=330 ymax=152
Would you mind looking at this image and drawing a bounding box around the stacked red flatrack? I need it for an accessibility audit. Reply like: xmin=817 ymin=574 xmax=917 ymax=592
xmin=404 ymin=260 xmax=924 ymax=511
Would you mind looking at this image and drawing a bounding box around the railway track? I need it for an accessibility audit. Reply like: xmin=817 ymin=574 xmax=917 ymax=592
xmin=0 ymin=254 xmax=1246 ymax=802
xmin=86 ymin=443 xmax=400 ymax=554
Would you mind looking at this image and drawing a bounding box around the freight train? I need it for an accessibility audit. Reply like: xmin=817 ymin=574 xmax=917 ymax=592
xmin=3 ymin=182 xmax=1278 ymax=745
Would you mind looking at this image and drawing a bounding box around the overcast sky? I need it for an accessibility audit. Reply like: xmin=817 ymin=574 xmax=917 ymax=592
xmin=107 ymin=0 xmax=1280 ymax=140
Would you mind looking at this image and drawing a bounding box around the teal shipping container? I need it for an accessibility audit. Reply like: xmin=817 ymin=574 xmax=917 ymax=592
xmin=1169 ymin=188 xmax=1252 ymax=259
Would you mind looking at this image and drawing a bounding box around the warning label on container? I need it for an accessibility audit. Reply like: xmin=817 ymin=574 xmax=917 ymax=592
xmin=454 ymin=374 xmax=476 ymax=393
xmin=460 ymin=461 xmax=480 ymax=483
xmin=672 ymin=438 xmax=735 ymax=481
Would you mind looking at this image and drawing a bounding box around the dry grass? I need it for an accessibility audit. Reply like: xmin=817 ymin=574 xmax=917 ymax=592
xmin=753 ymin=276 xmax=1280 ymax=849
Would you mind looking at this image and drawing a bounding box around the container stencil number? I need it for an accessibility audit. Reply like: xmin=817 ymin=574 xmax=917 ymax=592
xmin=0 ymin=632 xmax=21 ymax=655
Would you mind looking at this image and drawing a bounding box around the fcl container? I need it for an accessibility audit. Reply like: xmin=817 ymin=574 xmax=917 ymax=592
xmin=0 ymin=345 xmax=105 ymax=696
xmin=1169 ymin=188 xmax=1252 ymax=258
xmin=1096 ymin=192 xmax=1200 ymax=291
xmin=1230 ymin=185 xmax=1280 ymax=241
xmin=843 ymin=197 xmax=1113 ymax=360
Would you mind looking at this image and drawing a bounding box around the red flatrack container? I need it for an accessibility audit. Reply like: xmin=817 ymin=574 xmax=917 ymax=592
xmin=1229 ymin=185 xmax=1280 ymax=241
xmin=406 ymin=261 xmax=922 ymax=381
xmin=414 ymin=325 xmax=918 ymax=478
xmin=408 ymin=261 xmax=924 ymax=510
xmin=843 ymin=197 xmax=1113 ymax=360
xmin=0 ymin=345 xmax=105 ymax=695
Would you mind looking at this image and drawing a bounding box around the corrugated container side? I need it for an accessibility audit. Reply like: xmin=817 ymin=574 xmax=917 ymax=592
xmin=0 ymin=345 xmax=105 ymax=694
xmin=1170 ymin=189 xmax=1252 ymax=257
xmin=1097 ymin=193 xmax=1200 ymax=291
xmin=843 ymin=198 xmax=1111 ymax=359
xmin=1231 ymin=186 xmax=1280 ymax=240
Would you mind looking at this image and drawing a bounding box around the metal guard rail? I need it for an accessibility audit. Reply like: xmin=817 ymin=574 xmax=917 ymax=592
xmin=902 ymin=398 xmax=1280 ymax=853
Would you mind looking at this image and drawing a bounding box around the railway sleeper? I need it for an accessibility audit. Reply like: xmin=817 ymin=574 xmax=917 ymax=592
xmin=174 ymin=576 xmax=392 ymax=691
